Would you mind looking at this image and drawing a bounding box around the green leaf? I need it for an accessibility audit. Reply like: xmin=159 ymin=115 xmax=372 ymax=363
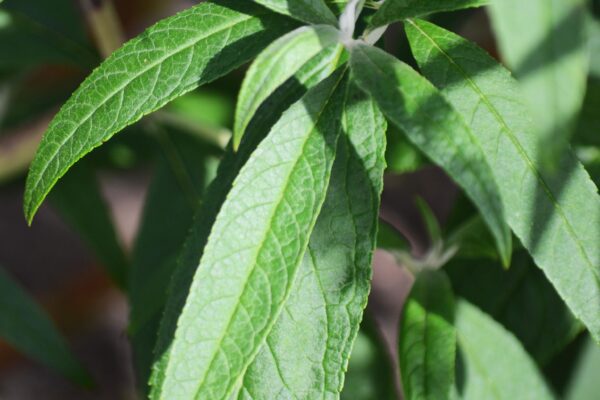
xmin=377 ymin=219 xmax=410 ymax=252
xmin=565 ymin=336 xmax=600 ymax=400
xmin=155 ymin=69 xmax=347 ymax=399
xmin=370 ymin=0 xmax=489 ymax=27
xmin=23 ymin=0 xmax=296 ymax=224
xmin=349 ymin=43 xmax=511 ymax=267
xmin=399 ymin=270 xmax=456 ymax=400
xmin=0 ymin=267 xmax=90 ymax=385
xmin=385 ymin=124 xmax=427 ymax=175
xmin=128 ymin=132 xmax=209 ymax=394
xmin=341 ymin=317 xmax=397 ymax=400
xmin=253 ymin=0 xmax=338 ymax=25
xmin=149 ymin=44 xmax=344 ymax=398
xmin=454 ymin=300 xmax=554 ymax=399
xmin=447 ymin=251 xmax=582 ymax=365
xmin=234 ymin=25 xmax=341 ymax=149
xmin=488 ymin=0 xmax=589 ymax=164
xmin=238 ymin=81 xmax=386 ymax=398
xmin=405 ymin=18 xmax=600 ymax=342
xmin=50 ymin=160 xmax=128 ymax=289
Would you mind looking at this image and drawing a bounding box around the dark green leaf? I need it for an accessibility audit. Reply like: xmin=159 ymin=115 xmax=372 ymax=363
xmin=399 ymin=270 xmax=455 ymax=400
xmin=0 ymin=267 xmax=90 ymax=385
xmin=349 ymin=43 xmax=512 ymax=267
xmin=23 ymin=0 xmax=296 ymax=223
xmin=370 ymin=0 xmax=489 ymax=27
xmin=50 ymin=160 xmax=128 ymax=289
xmin=406 ymin=18 xmax=600 ymax=342
xmin=253 ymin=0 xmax=338 ymax=25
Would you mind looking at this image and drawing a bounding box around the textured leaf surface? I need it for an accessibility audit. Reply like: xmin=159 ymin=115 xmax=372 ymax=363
xmin=157 ymin=70 xmax=347 ymax=399
xmin=50 ymin=161 xmax=127 ymax=289
xmin=488 ymin=0 xmax=588 ymax=162
xmin=447 ymin=251 xmax=581 ymax=364
xmin=370 ymin=0 xmax=489 ymax=27
xmin=149 ymin=45 xmax=344 ymax=399
xmin=0 ymin=267 xmax=89 ymax=385
xmin=253 ymin=0 xmax=337 ymax=25
xmin=237 ymin=82 xmax=385 ymax=399
xmin=341 ymin=317 xmax=397 ymax=400
xmin=399 ymin=270 xmax=455 ymax=400
xmin=349 ymin=43 xmax=511 ymax=266
xmin=454 ymin=300 xmax=553 ymax=400
xmin=406 ymin=19 xmax=600 ymax=341
xmin=129 ymin=132 xmax=211 ymax=393
xmin=234 ymin=24 xmax=340 ymax=149
xmin=23 ymin=0 xmax=295 ymax=223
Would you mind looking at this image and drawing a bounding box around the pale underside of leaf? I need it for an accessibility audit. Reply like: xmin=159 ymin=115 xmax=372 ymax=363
xmin=370 ymin=0 xmax=489 ymax=28
xmin=454 ymin=300 xmax=553 ymax=400
xmin=158 ymin=70 xmax=348 ymax=400
xmin=253 ymin=0 xmax=338 ymax=25
xmin=349 ymin=43 xmax=511 ymax=267
xmin=237 ymin=82 xmax=386 ymax=399
xmin=399 ymin=270 xmax=456 ymax=400
xmin=405 ymin=19 xmax=600 ymax=342
xmin=149 ymin=45 xmax=345 ymax=399
xmin=23 ymin=0 xmax=296 ymax=223
xmin=234 ymin=24 xmax=341 ymax=150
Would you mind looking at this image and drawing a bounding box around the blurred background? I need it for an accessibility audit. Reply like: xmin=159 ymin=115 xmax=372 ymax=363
xmin=0 ymin=0 xmax=599 ymax=399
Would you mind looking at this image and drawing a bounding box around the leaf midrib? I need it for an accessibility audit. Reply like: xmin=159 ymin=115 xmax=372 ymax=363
xmin=27 ymin=11 xmax=257 ymax=215
xmin=405 ymin=19 xmax=597 ymax=280
xmin=183 ymin=71 xmax=346 ymax=400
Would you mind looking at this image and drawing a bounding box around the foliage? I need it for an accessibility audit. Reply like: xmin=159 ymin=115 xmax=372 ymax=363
xmin=1 ymin=0 xmax=599 ymax=398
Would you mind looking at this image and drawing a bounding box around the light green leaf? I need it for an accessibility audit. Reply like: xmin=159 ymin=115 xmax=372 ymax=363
xmin=23 ymin=0 xmax=296 ymax=224
xmin=149 ymin=44 xmax=344 ymax=398
xmin=565 ymin=336 xmax=600 ymax=400
xmin=488 ymin=0 xmax=589 ymax=163
xmin=447 ymin=251 xmax=582 ymax=365
xmin=385 ymin=124 xmax=427 ymax=175
xmin=128 ymin=132 xmax=209 ymax=394
xmin=234 ymin=25 xmax=340 ymax=149
xmin=349 ymin=43 xmax=511 ymax=267
xmin=341 ymin=317 xmax=397 ymax=400
xmin=156 ymin=69 xmax=347 ymax=400
xmin=253 ymin=0 xmax=338 ymax=25
xmin=0 ymin=267 xmax=90 ymax=385
xmin=50 ymin=160 xmax=128 ymax=289
xmin=370 ymin=0 xmax=489 ymax=27
xmin=238 ymin=81 xmax=385 ymax=399
xmin=399 ymin=270 xmax=456 ymax=400
xmin=454 ymin=300 xmax=554 ymax=399
xmin=405 ymin=18 xmax=600 ymax=342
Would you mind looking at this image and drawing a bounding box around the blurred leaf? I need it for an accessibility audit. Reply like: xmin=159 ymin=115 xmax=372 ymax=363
xmin=23 ymin=0 xmax=296 ymax=224
xmin=385 ymin=124 xmax=427 ymax=174
xmin=50 ymin=160 xmax=128 ymax=289
xmin=406 ymin=18 xmax=600 ymax=342
xmin=240 ymin=81 xmax=385 ymax=398
xmin=0 ymin=267 xmax=90 ymax=386
xmin=341 ymin=317 xmax=397 ymax=400
xmin=253 ymin=0 xmax=338 ymax=25
xmin=349 ymin=43 xmax=512 ymax=267
xmin=489 ymin=0 xmax=589 ymax=163
xmin=370 ymin=0 xmax=489 ymax=27
xmin=128 ymin=131 xmax=208 ymax=393
xmin=446 ymin=251 xmax=582 ymax=365
xmin=588 ymin=17 xmax=600 ymax=78
xmin=574 ymin=77 xmax=600 ymax=147
xmin=234 ymin=25 xmax=340 ymax=149
xmin=0 ymin=10 xmax=95 ymax=70
xmin=399 ymin=270 xmax=456 ymax=400
xmin=453 ymin=300 xmax=554 ymax=400
xmin=166 ymin=90 xmax=234 ymax=130
xmin=447 ymin=216 xmax=501 ymax=262
xmin=150 ymin=44 xmax=344 ymax=398
xmin=565 ymin=336 xmax=600 ymax=400
xmin=377 ymin=219 xmax=410 ymax=252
